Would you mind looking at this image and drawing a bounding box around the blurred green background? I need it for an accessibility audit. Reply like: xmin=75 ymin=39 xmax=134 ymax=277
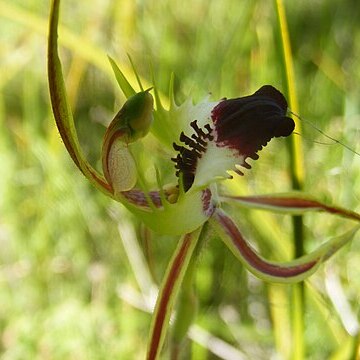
xmin=1 ymin=0 xmax=359 ymax=359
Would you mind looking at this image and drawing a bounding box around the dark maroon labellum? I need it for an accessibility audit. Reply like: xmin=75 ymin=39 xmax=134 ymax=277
xmin=211 ymin=85 xmax=295 ymax=159
xmin=172 ymin=85 xmax=295 ymax=192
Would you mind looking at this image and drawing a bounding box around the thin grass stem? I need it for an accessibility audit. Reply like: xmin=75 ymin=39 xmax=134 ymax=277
xmin=275 ymin=1 xmax=306 ymax=358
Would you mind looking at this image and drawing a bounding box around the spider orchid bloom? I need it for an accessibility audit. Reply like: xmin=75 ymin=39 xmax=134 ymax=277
xmin=48 ymin=1 xmax=360 ymax=359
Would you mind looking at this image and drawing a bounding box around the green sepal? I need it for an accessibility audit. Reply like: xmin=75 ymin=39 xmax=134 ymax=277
xmin=48 ymin=0 xmax=114 ymax=198
xmin=211 ymin=209 xmax=360 ymax=284
xmin=221 ymin=191 xmax=360 ymax=222
xmin=108 ymin=55 xmax=136 ymax=99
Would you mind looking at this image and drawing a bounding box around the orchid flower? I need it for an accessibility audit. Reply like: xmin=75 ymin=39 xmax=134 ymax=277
xmin=48 ymin=0 xmax=360 ymax=359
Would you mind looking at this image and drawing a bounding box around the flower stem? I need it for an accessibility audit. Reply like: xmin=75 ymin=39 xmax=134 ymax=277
xmin=147 ymin=228 xmax=202 ymax=360
xmin=170 ymin=225 xmax=207 ymax=359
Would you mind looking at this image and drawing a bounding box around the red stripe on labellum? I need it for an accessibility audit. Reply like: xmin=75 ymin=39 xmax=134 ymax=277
xmin=147 ymin=234 xmax=193 ymax=360
xmin=216 ymin=211 xmax=317 ymax=278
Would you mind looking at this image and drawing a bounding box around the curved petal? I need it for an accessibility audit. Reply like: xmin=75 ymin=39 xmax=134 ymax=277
xmin=147 ymin=228 xmax=202 ymax=360
xmin=210 ymin=209 xmax=360 ymax=283
xmin=220 ymin=192 xmax=360 ymax=222
xmin=48 ymin=0 xmax=113 ymax=198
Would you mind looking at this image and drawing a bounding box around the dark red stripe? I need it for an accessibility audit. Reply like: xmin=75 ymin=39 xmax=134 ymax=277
xmin=48 ymin=0 xmax=112 ymax=196
xmin=216 ymin=211 xmax=316 ymax=278
xmin=225 ymin=196 xmax=360 ymax=222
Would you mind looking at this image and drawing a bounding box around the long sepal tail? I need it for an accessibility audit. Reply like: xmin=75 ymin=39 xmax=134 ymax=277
xmin=221 ymin=192 xmax=360 ymax=222
xmin=210 ymin=208 xmax=359 ymax=283
xmin=48 ymin=0 xmax=113 ymax=198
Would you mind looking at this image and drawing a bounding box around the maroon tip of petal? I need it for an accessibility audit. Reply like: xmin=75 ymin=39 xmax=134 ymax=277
xmin=273 ymin=116 xmax=295 ymax=137
xmin=211 ymin=85 xmax=295 ymax=160
xmin=254 ymin=85 xmax=288 ymax=111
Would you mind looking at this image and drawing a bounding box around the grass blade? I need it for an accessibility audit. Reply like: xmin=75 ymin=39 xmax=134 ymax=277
xmin=274 ymin=1 xmax=306 ymax=357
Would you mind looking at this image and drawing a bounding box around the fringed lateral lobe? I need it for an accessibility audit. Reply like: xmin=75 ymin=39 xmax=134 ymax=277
xmin=172 ymin=121 xmax=213 ymax=192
